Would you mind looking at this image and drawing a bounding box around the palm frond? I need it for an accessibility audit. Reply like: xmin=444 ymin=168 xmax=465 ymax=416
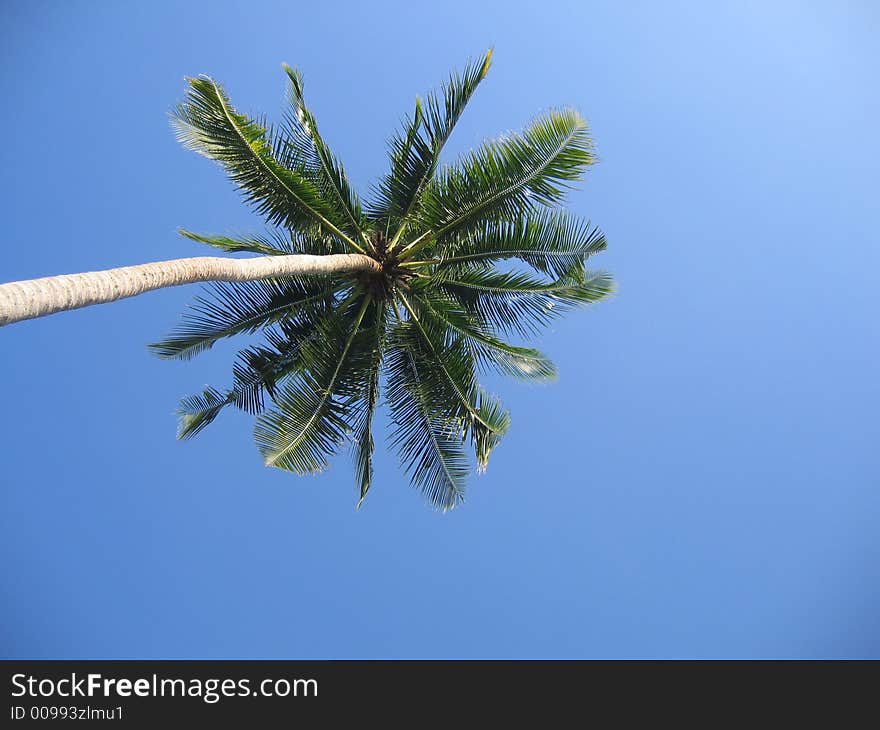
xmin=149 ymin=276 xmax=340 ymax=360
xmin=172 ymin=76 xmax=360 ymax=250
xmin=350 ymin=303 xmax=387 ymax=507
xmin=470 ymin=390 xmax=509 ymax=472
xmin=369 ymin=98 xmax=423 ymax=239
xmin=418 ymin=108 xmax=595 ymax=244
xmin=398 ymin=292 xmax=510 ymax=467
xmin=254 ymin=295 xmax=374 ymax=473
xmin=230 ymin=317 xmax=318 ymax=400
xmin=176 ymin=387 xmax=236 ymax=440
xmin=369 ymin=50 xmax=493 ymax=243
xmin=436 ymin=210 xmax=606 ymax=279
xmin=178 ymin=228 xmax=299 ymax=256
xmin=385 ymin=327 xmax=470 ymax=510
xmin=174 ymin=316 xmax=328 ymax=438
xmin=416 ymin=292 xmax=557 ymax=380
xmin=277 ymin=64 xmax=368 ymax=250
xmin=433 ymin=266 xmax=614 ymax=337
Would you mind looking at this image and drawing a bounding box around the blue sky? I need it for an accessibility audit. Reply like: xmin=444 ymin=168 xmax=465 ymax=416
xmin=1 ymin=0 xmax=877 ymax=658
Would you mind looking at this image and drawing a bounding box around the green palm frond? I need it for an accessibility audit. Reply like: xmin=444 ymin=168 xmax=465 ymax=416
xmin=432 ymin=265 xmax=614 ymax=337
xmin=175 ymin=316 xmax=329 ymax=438
xmin=172 ymin=76 xmax=361 ymax=250
xmin=436 ymin=210 xmax=606 ymax=279
xmin=416 ymin=293 xmax=557 ymax=380
xmin=385 ymin=330 xmax=470 ymax=510
xmin=369 ymin=99 xmax=423 ymax=238
xmin=149 ymin=276 xmax=340 ymax=360
xmin=158 ymin=55 xmax=614 ymax=509
xmin=369 ymin=50 xmax=493 ymax=244
xmin=415 ymin=108 xmax=595 ymax=247
xmin=397 ymin=292 xmax=510 ymax=467
xmin=178 ymin=229 xmax=289 ymax=256
xmin=350 ymin=303 xmax=387 ymax=507
xmin=277 ymin=64 xmax=368 ymax=250
xmin=177 ymin=227 xmax=339 ymax=256
xmin=231 ymin=317 xmax=320 ymax=402
xmin=176 ymin=387 xmax=236 ymax=440
xmin=254 ymin=295 xmax=373 ymax=473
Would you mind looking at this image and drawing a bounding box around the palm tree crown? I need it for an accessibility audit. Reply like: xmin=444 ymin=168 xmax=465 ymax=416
xmin=150 ymin=50 xmax=614 ymax=510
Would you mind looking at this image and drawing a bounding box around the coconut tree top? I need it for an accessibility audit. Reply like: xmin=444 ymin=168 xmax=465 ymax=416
xmin=2 ymin=49 xmax=614 ymax=510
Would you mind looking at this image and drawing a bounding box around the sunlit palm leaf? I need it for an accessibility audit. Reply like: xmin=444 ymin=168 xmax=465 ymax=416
xmin=172 ymin=76 xmax=360 ymax=250
xmin=417 ymin=108 xmax=595 ymax=244
xmin=437 ymin=210 xmax=606 ymax=279
xmin=176 ymin=387 xmax=236 ymax=440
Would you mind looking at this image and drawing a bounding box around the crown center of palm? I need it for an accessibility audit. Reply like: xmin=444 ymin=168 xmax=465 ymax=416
xmin=356 ymin=230 xmax=415 ymax=301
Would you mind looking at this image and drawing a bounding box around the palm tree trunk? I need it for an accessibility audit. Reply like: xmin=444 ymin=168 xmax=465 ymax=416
xmin=0 ymin=253 xmax=380 ymax=327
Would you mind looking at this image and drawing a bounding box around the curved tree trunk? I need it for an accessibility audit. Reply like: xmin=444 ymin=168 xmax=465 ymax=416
xmin=0 ymin=253 xmax=380 ymax=327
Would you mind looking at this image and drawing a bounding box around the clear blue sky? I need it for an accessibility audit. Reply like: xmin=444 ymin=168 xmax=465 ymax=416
xmin=1 ymin=0 xmax=877 ymax=659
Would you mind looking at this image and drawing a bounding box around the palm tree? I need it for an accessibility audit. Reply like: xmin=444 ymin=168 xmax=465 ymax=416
xmin=0 ymin=50 xmax=613 ymax=509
